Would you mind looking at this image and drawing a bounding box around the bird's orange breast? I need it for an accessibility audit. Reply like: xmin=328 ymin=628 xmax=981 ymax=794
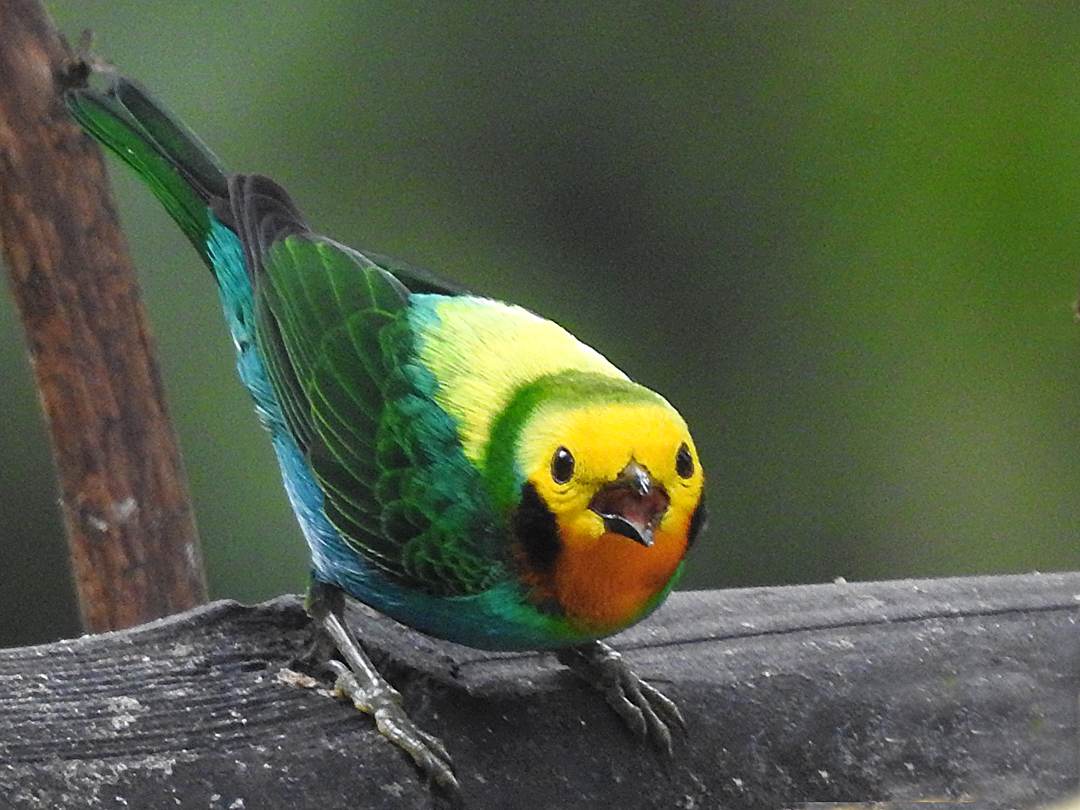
xmin=531 ymin=514 xmax=690 ymax=637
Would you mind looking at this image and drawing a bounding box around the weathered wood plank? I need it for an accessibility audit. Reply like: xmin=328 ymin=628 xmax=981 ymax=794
xmin=1 ymin=573 xmax=1077 ymax=809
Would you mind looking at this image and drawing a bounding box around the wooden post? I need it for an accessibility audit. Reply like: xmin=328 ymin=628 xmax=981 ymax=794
xmin=0 ymin=0 xmax=207 ymax=631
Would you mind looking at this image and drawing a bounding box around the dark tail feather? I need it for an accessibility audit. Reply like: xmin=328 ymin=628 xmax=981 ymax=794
xmin=228 ymin=173 xmax=311 ymax=286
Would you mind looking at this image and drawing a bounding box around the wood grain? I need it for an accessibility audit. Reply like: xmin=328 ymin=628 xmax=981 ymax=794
xmin=0 ymin=574 xmax=1076 ymax=809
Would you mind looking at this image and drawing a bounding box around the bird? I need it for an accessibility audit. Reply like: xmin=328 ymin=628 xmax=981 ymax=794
xmin=64 ymin=65 xmax=707 ymax=797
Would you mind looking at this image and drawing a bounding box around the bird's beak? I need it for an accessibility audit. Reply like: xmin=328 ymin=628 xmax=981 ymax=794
xmin=588 ymin=461 xmax=669 ymax=547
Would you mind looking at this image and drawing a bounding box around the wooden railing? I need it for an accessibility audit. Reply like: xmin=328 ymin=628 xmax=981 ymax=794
xmin=1 ymin=573 xmax=1076 ymax=808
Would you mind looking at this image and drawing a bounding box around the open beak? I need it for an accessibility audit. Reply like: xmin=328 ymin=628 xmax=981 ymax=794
xmin=588 ymin=461 xmax=669 ymax=547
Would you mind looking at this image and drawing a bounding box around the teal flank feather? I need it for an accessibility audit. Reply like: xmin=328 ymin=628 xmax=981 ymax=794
xmin=64 ymin=76 xmax=583 ymax=650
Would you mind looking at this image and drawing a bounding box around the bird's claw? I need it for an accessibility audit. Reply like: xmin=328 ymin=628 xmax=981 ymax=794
xmin=556 ymin=640 xmax=685 ymax=758
xmin=307 ymin=584 xmax=460 ymax=800
xmin=323 ymin=659 xmax=460 ymax=796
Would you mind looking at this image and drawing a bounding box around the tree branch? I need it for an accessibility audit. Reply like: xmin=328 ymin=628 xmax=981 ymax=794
xmin=0 ymin=0 xmax=206 ymax=631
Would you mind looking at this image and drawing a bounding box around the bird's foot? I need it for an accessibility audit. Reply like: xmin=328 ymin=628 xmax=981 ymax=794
xmin=306 ymin=584 xmax=460 ymax=799
xmin=322 ymin=659 xmax=459 ymax=795
xmin=556 ymin=639 xmax=685 ymax=757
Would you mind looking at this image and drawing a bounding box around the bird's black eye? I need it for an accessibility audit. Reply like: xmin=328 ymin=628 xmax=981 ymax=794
xmin=676 ymin=442 xmax=694 ymax=479
xmin=551 ymin=446 xmax=575 ymax=484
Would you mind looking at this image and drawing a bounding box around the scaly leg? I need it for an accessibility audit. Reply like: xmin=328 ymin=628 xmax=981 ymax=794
xmin=556 ymin=639 xmax=685 ymax=757
xmin=305 ymin=581 xmax=460 ymax=797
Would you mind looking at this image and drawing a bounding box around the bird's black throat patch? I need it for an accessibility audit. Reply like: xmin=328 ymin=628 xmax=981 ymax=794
xmin=512 ymin=482 xmax=562 ymax=575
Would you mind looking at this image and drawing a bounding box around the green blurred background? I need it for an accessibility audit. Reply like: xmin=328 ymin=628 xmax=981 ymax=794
xmin=3 ymin=2 xmax=1080 ymax=647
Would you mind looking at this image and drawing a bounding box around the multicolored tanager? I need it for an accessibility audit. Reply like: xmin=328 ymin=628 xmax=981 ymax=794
xmin=64 ymin=66 xmax=706 ymax=797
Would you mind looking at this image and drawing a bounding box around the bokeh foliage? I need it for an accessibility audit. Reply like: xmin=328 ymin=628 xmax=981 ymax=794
xmin=3 ymin=2 xmax=1079 ymax=645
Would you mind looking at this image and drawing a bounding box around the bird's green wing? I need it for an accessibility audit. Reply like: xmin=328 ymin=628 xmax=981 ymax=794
xmin=364 ymin=250 xmax=469 ymax=297
xmin=241 ymin=180 xmax=504 ymax=595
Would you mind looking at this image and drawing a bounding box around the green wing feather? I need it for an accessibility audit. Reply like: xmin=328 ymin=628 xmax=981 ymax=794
xmin=251 ymin=226 xmax=505 ymax=596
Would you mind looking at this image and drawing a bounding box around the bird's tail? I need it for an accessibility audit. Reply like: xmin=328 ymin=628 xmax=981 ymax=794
xmin=65 ymin=72 xmax=231 ymax=269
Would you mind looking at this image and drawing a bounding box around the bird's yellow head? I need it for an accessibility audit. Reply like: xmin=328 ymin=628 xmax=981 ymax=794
xmin=503 ymin=376 xmax=706 ymax=637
